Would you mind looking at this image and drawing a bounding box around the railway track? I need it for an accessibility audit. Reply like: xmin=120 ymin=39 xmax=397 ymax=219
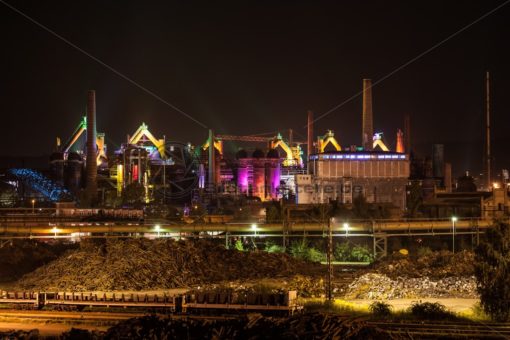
xmin=3 ymin=309 xmax=510 ymax=338
xmin=371 ymin=321 xmax=510 ymax=339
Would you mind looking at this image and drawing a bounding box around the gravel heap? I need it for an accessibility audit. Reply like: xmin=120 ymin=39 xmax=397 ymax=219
xmin=16 ymin=238 xmax=323 ymax=292
xmin=344 ymin=273 xmax=477 ymax=299
xmin=368 ymin=250 xmax=475 ymax=279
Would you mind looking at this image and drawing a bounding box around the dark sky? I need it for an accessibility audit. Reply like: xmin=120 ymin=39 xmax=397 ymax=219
xmin=0 ymin=1 xmax=509 ymax=177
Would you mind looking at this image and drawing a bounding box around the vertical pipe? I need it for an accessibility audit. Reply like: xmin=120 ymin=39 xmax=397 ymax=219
xmin=307 ymin=111 xmax=313 ymax=174
xmin=85 ymin=90 xmax=97 ymax=205
xmin=486 ymin=71 xmax=491 ymax=190
xmin=362 ymin=79 xmax=374 ymax=150
xmin=208 ymin=129 xmax=216 ymax=194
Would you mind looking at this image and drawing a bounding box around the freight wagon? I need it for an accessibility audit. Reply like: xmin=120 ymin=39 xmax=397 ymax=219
xmin=0 ymin=290 xmax=302 ymax=315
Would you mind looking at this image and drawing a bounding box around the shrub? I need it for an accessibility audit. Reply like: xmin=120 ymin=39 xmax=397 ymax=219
xmin=289 ymin=239 xmax=326 ymax=263
xmin=264 ymin=241 xmax=284 ymax=253
xmin=307 ymin=247 xmax=326 ymax=262
xmin=369 ymin=301 xmax=392 ymax=318
xmin=234 ymin=239 xmax=244 ymax=251
xmin=334 ymin=243 xmax=374 ymax=262
xmin=289 ymin=240 xmax=308 ymax=259
xmin=409 ymin=302 xmax=451 ymax=320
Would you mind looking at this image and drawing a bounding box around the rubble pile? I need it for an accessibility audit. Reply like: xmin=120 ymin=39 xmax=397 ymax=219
xmin=369 ymin=250 xmax=475 ymax=279
xmin=0 ymin=240 xmax=76 ymax=282
xmin=344 ymin=273 xmax=477 ymax=299
xmin=17 ymin=239 xmax=323 ymax=292
xmin=342 ymin=250 xmax=478 ymax=299
xmin=99 ymin=313 xmax=396 ymax=339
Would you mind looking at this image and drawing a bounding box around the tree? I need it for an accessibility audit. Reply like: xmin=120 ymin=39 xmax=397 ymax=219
xmin=474 ymin=220 xmax=510 ymax=321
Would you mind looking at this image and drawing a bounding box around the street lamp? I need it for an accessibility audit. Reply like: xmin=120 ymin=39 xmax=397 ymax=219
xmin=343 ymin=223 xmax=350 ymax=237
xmin=154 ymin=224 xmax=161 ymax=238
xmin=31 ymin=199 xmax=35 ymax=214
xmin=52 ymin=226 xmax=58 ymax=239
xmin=251 ymin=223 xmax=258 ymax=236
xmin=451 ymin=216 xmax=458 ymax=254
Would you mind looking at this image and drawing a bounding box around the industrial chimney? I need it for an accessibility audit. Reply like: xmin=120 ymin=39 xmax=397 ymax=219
xmin=307 ymin=110 xmax=314 ymax=174
xmin=362 ymin=79 xmax=373 ymax=150
xmin=85 ymin=90 xmax=98 ymax=206
xmin=396 ymin=129 xmax=404 ymax=153
xmin=208 ymin=129 xmax=216 ymax=194
xmin=486 ymin=71 xmax=491 ymax=190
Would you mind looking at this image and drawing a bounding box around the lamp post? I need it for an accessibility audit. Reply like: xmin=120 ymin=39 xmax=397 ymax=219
xmin=52 ymin=227 xmax=58 ymax=239
xmin=251 ymin=223 xmax=258 ymax=237
xmin=31 ymin=199 xmax=35 ymax=214
xmin=155 ymin=224 xmax=161 ymax=238
xmin=327 ymin=217 xmax=333 ymax=301
xmin=343 ymin=223 xmax=349 ymax=237
xmin=451 ymin=216 xmax=457 ymax=254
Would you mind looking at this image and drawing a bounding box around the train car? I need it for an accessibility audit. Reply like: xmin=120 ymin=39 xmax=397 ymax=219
xmin=183 ymin=290 xmax=302 ymax=315
xmin=0 ymin=290 xmax=302 ymax=315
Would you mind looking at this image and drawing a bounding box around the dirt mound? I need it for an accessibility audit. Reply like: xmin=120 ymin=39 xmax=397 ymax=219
xmin=0 ymin=240 xmax=76 ymax=283
xmin=16 ymin=239 xmax=323 ymax=291
xmin=368 ymin=250 xmax=474 ymax=279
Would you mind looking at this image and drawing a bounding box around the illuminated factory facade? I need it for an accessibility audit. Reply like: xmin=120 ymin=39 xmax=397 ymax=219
xmin=295 ymin=79 xmax=410 ymax=211
xmin=297 ymin=152 xmax=410 ymax=209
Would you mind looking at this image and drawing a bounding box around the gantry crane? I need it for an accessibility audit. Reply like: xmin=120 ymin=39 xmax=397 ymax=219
xmin=58 ymin=116 xmax=107 ymax=165
xmin=207 ymin=133 xmax=303 ymax=167
xmin=128 ymin=123 xmax=166 ymax=159
xmin=317 ymin=130 xmax=342 ymax=153
xmin=373 ymin=132 xmax=389 ymax=152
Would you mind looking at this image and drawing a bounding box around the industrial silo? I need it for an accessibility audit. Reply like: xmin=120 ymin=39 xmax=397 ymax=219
xmin=252 ymin=149 xmax=265 ymax=199
xmin=265 ymin=149 xmax=280 ymax=200
xmin=236 ymin=149 xmax=249 ymax=194
xmin=65 ymin=152 xmax=83 ymax=194
xmin=50 ymin=152 xmax=65 ymax=185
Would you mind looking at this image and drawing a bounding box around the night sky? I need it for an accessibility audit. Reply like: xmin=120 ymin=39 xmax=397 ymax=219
xmin=1 ymin=1 xmax=509 ymax=178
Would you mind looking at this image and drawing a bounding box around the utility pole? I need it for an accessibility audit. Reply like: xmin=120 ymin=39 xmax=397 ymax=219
xmin=163 ymin=135 xmax=166 ymax=204
xmin=486 ymin=71 xmax=491 ymax=191
xmin=327 ymin=217 xmax=333 ymax=301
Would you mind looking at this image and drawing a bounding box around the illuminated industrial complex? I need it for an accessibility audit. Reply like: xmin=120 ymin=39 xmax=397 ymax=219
xmin=4 ymin=79 xmax=418 ymax=213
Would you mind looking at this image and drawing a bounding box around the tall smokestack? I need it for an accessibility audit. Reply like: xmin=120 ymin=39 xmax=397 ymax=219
xmin=85 ymin=90 xmax=97 ymax=205
xmin=404 ymin=114 xmax=411 ymax=153
xmin=486 ymin=71 xmax=491 ymax=190
xmin=444 ymin=162 xmax=452 ymax=193
xmin=362 ymin=79 xmax=373 ymax=150
xmin=307 ymin=110 xmax=314 ymax=173
xmin=432 ymin=144 xmax=444 ymax=178
xmin=396 ymin=129 xmax=404 ymax=153
xmin=208 ymin=129 xmax=216 ymax=194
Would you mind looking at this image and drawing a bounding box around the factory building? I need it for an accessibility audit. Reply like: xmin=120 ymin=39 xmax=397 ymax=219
xmin=297 ymin=152 xmax=410 ymax=209
xmin=234 ymin=149 xmax=280 ymax=201
xmin=295 ymin=79 xmax=410 ymax=212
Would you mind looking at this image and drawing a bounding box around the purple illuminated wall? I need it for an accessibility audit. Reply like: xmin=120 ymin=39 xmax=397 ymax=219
xmin=237 ymin=165 xmax=249 ymax=194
